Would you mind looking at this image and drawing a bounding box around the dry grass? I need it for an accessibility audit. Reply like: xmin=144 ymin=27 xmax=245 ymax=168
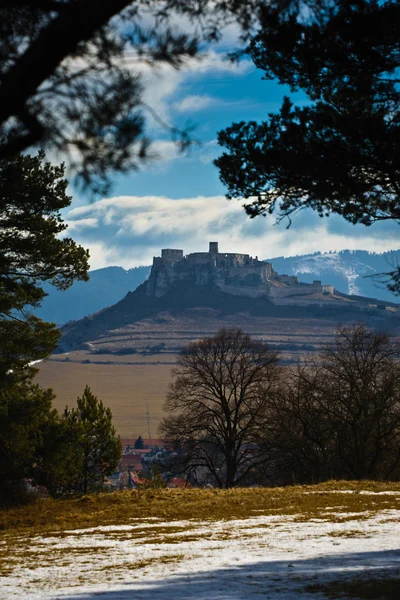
xmin=327 ymin=529 xmax=374 ymax=538
xmin=1 ymin=481 xmax=400 ymax=538
xmin=48 ymin=351 xmax=178 ymax=364
xmin=1 ymin=483 xmax=400 ymax=597
xmin=34 ymin=359 xmax=173 ymax=437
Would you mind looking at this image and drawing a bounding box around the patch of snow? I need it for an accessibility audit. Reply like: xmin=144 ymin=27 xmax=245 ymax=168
xmin=2 ymin=509 xmax=400 ymax=599
xmin=286 ymin=253 xmax=376 ymax=296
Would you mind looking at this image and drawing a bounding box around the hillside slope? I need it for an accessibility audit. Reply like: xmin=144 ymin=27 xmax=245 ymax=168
xmin=59 ymin=278 xmax=400 ymax=357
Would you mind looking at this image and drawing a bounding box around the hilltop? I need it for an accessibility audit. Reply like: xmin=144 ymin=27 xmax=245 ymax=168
xmin=35 ymin=249 xmax=399 ymax=326
xmin=59 ymin=243 xmax=400 ymax=356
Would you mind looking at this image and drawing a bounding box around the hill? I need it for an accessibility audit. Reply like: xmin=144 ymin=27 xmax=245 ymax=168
xmin=35 ymin=249 xmax=399 ymax=326
xmin=58 ymin=243 xmax=400 ymax=356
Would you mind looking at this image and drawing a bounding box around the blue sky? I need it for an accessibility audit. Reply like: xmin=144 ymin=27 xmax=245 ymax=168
xmin=64 ymin=45 xmax=400 ymax=270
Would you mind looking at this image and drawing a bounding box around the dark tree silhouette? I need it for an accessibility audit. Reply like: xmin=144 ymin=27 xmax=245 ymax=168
xmin=0 ymin=0 xmax=264 ymax=194
xmin=37 ymin=386 xmax=122 ymax=497
xmin=160 ymin=328 xmax=282 ymax=488
xmin=264 ymin=324 xmax=400 ymax=483
xmin=0 ymin=151 xmax=89 ymax=384
xmin=215 ymin=0 xmax=400 ymax=292
xmin=135 ymin=435 xmax=144 ymax=449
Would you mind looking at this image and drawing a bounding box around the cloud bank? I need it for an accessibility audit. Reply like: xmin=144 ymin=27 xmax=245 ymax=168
xmin=65 ymin=195 xmax=400 ymax=270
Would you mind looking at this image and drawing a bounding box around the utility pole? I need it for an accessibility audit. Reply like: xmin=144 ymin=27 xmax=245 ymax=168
xmin=128 ymin=465 xmax=133 ymax=489
xmin=146 ymin=402 xmax=152 ymax=440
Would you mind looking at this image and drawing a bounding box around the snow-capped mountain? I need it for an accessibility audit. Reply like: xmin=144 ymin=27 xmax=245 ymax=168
xmin=267 ymin=250 xmax=400 ymax=302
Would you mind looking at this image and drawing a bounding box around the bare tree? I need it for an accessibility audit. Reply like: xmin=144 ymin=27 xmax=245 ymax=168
xmin=266 ymin=324 xmax=400 ymax=483
xmin=160 ymin=328 xmax=282 ymax=488
xmin=262 ymin=363 xmax=334 ymax=485
xmin=317 ymin=324 xmax=400 ymax=480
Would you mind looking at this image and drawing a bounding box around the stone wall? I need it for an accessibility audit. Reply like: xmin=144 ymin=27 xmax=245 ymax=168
xmin=225 ymin=265 xmax=271 ymax=284
xmin=161 ymin=249 xmax=184 ymax=262
xmin=322 ymin=285 xmax=334 ymax=295
xmin=277 ymin=274 xmax=299 ymax=285
xmin=268 ymin=283 xmax=323 ymax=298
xmin=188 ymin=252 xmax=213 ymax=265
xmin=217 ymin=282 xmax=269 ymax=298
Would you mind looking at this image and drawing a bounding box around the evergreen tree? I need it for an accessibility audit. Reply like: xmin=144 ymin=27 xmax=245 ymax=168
xmin=0 ymin=382 xmax=57 ymax=504
xmin=62 ymin=387 xmax=121 ymax=495
xmin=0 ymin=151 xmax=89 ymax=503
xmin=0 ymin=151 xmax=89 ymax=385
xmin=215 ymin=0 xmax=400 ymax=293
xmin=134 ymin=435 xmax=144 ymax=449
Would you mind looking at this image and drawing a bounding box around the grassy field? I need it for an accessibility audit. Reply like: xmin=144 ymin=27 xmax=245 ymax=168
xmin=35 ymin=355 xmax=174 ymax=437
xmin=2 ymin=480 xmax=400 ymax=535
xmin=1 ymin=482 xmax=400 ymax=599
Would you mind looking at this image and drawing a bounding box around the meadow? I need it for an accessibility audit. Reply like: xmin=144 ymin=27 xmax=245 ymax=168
xmin=35 ymin=353 xmax=175 ymax=437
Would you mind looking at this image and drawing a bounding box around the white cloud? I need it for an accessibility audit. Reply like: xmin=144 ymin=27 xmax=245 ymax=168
xmin=65 ymin=195 xmax=400 ymax=269
xmin=64 ymin=217 xmax=98 ymax=232
xmin=122 ymin=50 xmax=252 ymax=131
xmin=174 ymin=95 xmax=216 ymax=113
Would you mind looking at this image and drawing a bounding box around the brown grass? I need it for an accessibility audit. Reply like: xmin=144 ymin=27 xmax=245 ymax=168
xmin=1 ymin=481 xmax=400 ymax=538
xmin=47 ymin=351 xmax=178 ymax=364
xmin=34 ymin=359 xmax=173 ymax=437
xmin=327 ymin=529 xmax=374 ymax=538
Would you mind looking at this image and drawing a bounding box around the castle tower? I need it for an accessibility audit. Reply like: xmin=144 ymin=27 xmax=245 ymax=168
xmin=209 ymin=241 xmax=219 ymax=254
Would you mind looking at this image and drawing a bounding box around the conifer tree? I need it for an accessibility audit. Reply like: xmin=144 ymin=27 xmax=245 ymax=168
xmin=134 ymin=435 xmax=144 ymax=449
xmin=62 ymin=387 xmax=122 ymax=495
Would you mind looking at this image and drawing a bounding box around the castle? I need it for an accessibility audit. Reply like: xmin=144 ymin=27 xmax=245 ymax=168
xmin=146 ymin=242 xmax=335 ymax=305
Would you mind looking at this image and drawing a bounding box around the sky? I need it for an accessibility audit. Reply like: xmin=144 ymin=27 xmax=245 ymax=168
xmin=63 ymin=36 xmax=400 ymax=270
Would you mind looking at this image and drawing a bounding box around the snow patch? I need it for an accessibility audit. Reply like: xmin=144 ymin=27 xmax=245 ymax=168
xmin=2 ymin=510 xmax=400 ymax=599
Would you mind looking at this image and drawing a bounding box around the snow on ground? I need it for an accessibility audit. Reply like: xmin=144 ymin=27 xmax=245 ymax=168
xmin=2 ymin=502 xmax=400 ymax=599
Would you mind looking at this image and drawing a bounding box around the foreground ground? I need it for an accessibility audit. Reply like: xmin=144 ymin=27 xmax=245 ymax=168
xmin=1 ymin=482 xmax=400 ymax=599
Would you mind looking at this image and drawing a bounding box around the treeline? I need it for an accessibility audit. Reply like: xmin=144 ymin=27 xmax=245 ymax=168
xmin=160 ymin=325 xmax=400 ymax=488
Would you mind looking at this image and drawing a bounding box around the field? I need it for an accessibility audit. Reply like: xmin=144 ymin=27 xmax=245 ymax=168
xmin=34 ymin=317 xmax=344 ymax=439
xmin=1 ymin=481 xmax=400 ymax=599
xmin=35 ymin=353 xmax=175 ymax=437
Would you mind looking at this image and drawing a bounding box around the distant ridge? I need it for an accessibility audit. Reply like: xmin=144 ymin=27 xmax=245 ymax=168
xmin=35 ymin=265 xmax=150 ymax=325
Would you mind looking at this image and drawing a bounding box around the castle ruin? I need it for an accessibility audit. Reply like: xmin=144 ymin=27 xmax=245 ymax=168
xmin=146 ymin=242 xmax=335 ymax=305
